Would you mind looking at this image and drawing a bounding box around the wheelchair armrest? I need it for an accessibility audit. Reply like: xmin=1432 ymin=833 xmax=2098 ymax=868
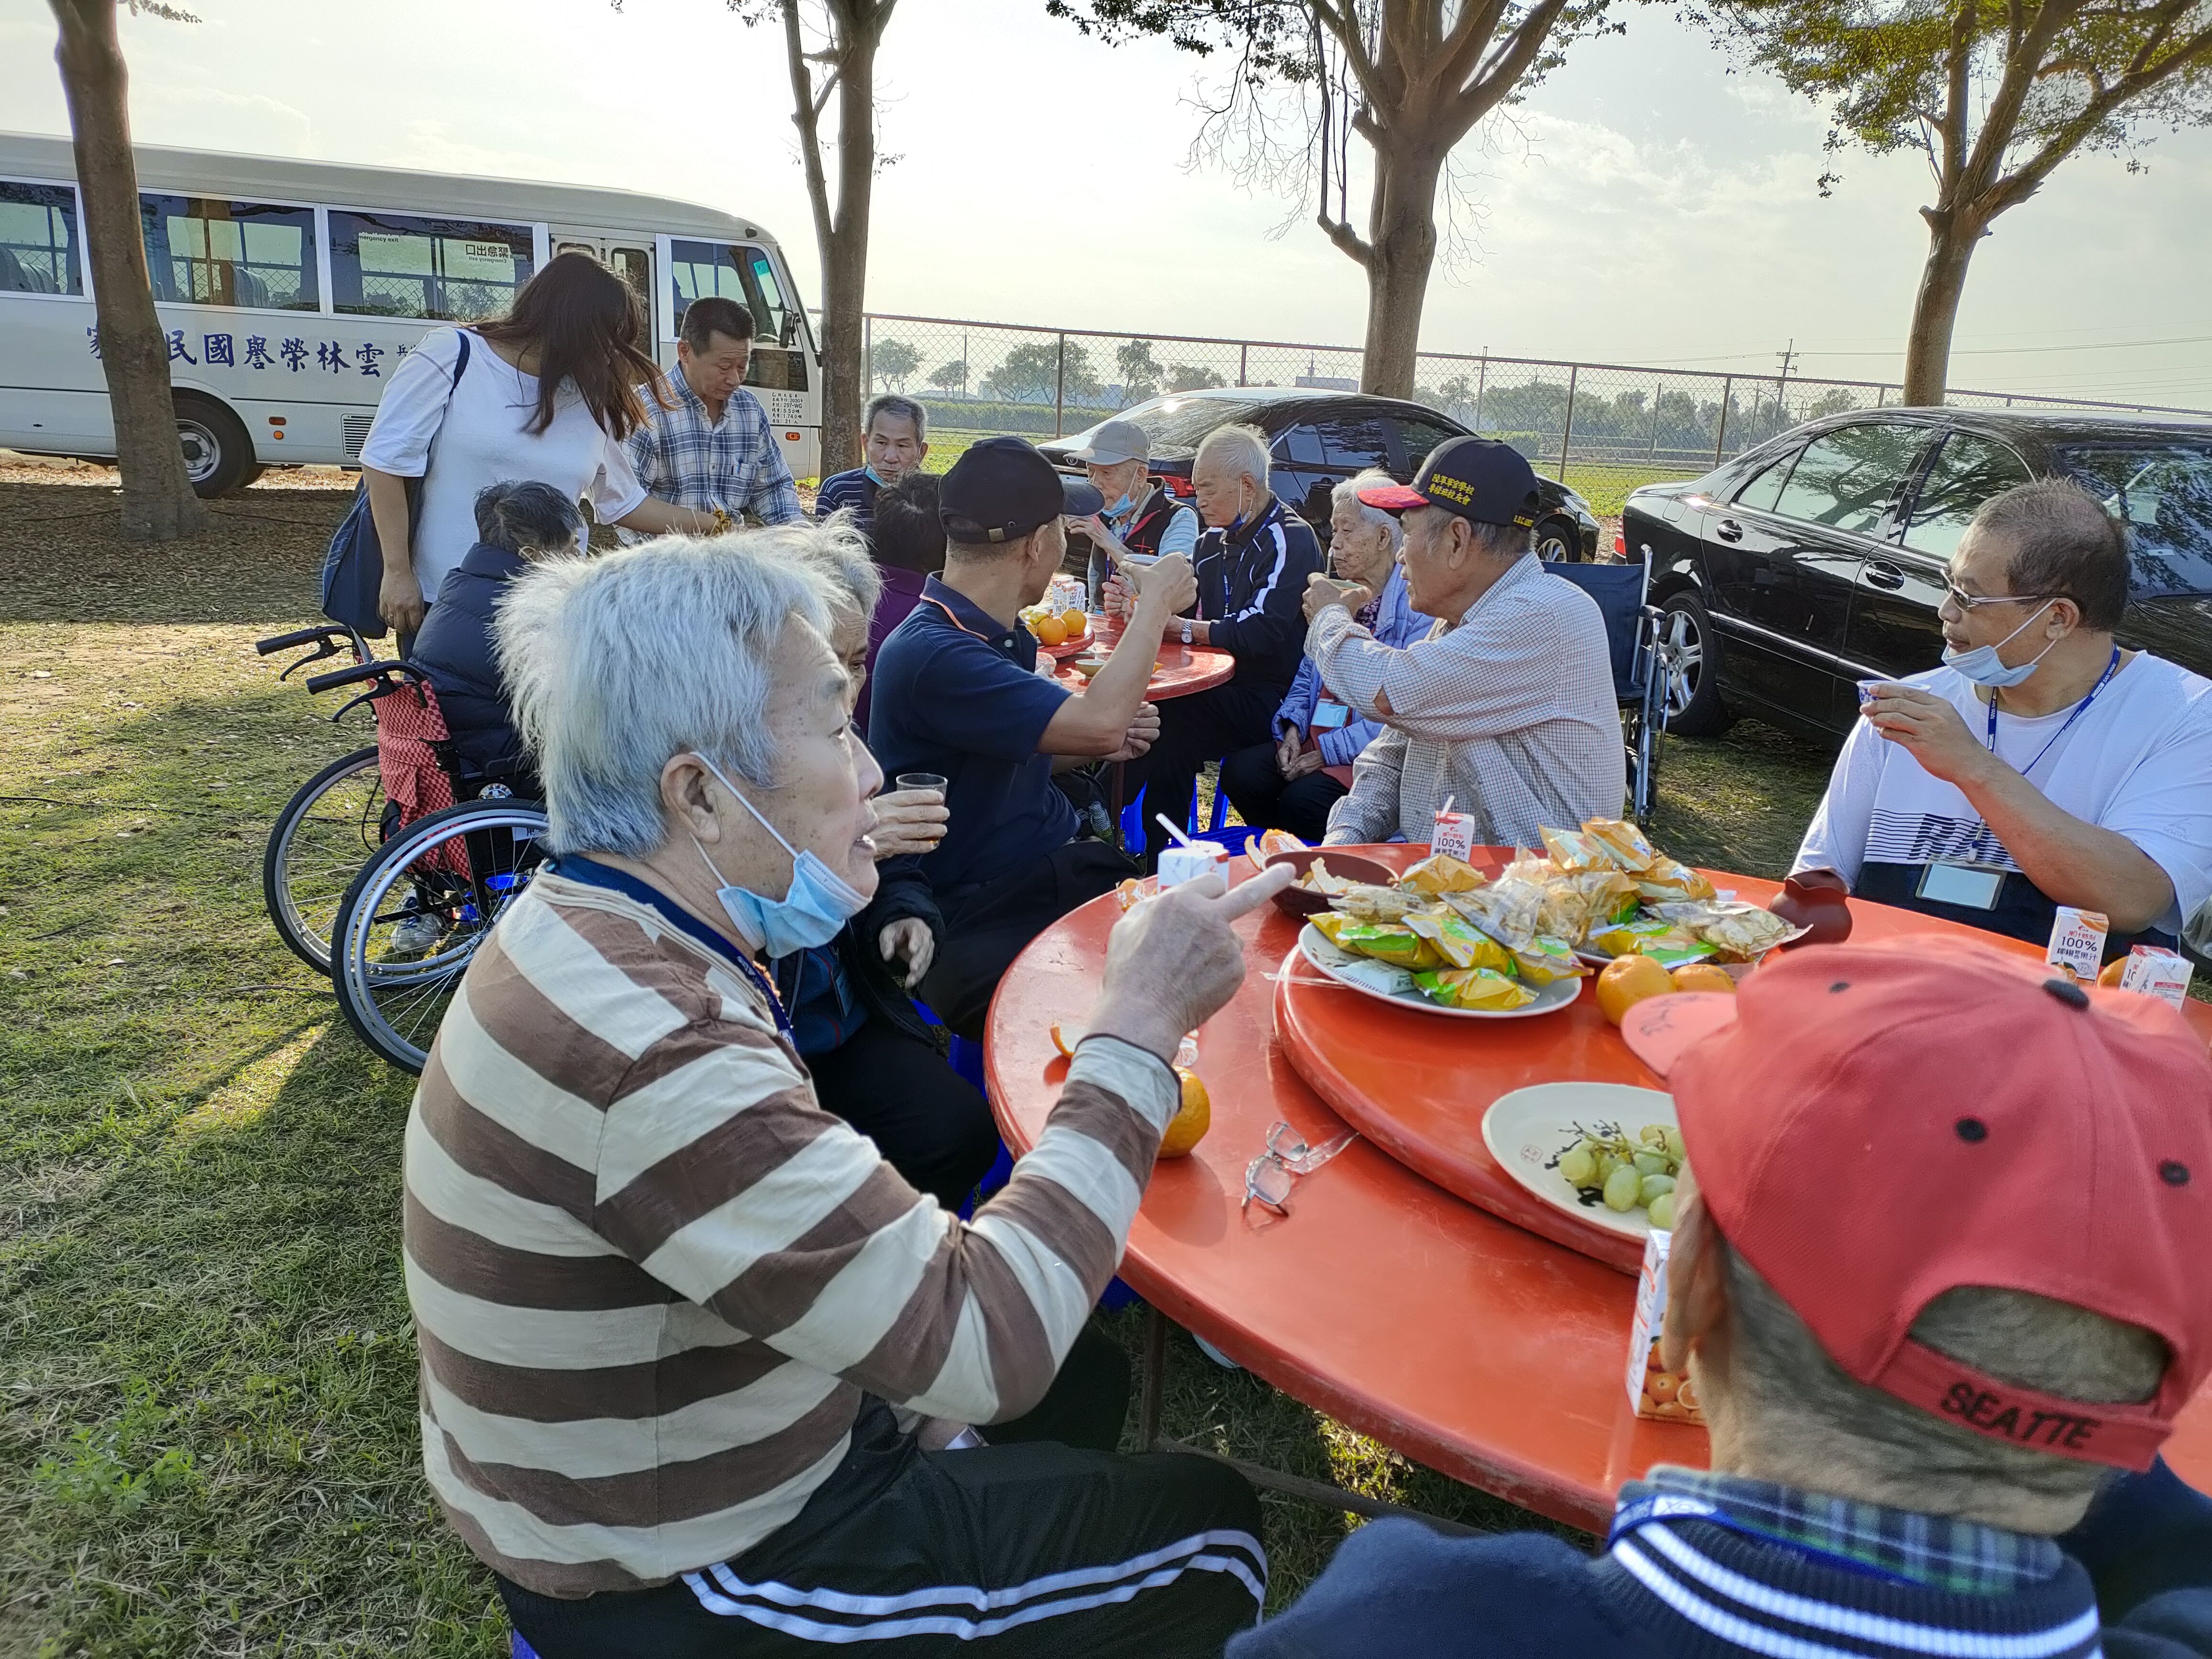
xmin=304 ymin=660 xmax=428 ymax=697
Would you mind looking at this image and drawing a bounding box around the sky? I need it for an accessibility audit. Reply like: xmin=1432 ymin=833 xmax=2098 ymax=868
xmin=4 ymin=0 xmax=2210 ymax=408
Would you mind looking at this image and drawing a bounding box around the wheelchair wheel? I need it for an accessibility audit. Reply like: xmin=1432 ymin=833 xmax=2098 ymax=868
xmin=331 ymin=800 xmax=549 ymax=1074
xmin=263 ymin=745 xmax=386 ymax=973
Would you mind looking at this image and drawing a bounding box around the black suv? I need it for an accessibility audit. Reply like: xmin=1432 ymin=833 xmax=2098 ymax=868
xmin=1042 ymin=387 xmax=1602 ymax=560
xmin=1623 ymin=410 xmax=2212 ymax=738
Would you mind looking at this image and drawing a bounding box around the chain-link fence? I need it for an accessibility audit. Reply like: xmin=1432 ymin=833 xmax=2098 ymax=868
xmin=852 ymin=311 xmax=2212 ymax=495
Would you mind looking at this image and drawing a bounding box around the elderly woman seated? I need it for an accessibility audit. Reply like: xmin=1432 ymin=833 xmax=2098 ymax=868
xmin=409 ymin=526 xmax=1291 ymax=1655
xmin=1220 ymin=469 xmax=1430 ymax=843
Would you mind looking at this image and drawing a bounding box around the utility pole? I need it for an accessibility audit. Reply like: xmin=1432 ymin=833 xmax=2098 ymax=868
xmin=1775 ymin=338 xmax=1797 ymax=425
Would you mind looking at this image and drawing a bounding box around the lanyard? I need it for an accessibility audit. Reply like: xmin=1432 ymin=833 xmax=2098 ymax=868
xmin=739 ymin=951 xmax=797 ymax=1043
xmin=1985 ymin=646 xmax=2120 ymax=781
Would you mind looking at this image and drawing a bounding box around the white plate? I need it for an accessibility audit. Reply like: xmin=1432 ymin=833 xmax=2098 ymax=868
xmin=1481 ymin=1082 xmax=1679 ymax=1240
xmin=1295 ymin=925 xmax=1582 ymax=1020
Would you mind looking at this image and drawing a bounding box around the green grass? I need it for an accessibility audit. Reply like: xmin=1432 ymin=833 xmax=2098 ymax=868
xmin=1559 ymin=462 xmax=1703 ymax=518
xmin=0 ymin=478 xmax=1837 ymax=1653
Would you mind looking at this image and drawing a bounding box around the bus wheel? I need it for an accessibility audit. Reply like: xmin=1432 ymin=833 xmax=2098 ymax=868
xmin=174 ymin=394 xmax=256 ymax=496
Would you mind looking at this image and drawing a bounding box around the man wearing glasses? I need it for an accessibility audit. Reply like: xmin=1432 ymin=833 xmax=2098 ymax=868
xmin=1792 ymin=478 xmax=2212 ymax=960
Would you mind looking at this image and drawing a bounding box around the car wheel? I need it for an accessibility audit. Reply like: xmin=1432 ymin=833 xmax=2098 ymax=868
xmin=1656 ymin=592 xmax=1732 ymax=736
xmin=174 ymin=394 xmax=256 ymax=497
xmin=1533 ymin=514 xmax=1582 ymax=563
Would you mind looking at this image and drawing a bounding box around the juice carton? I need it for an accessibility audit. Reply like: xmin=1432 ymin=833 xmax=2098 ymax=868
xmin=2045 ymin=906 xmax=2109 ymax=982
xmin=1158 ymin=843 xmax=1228 ymax=889
xmin=1430 ymin=809 xmax=1477 ymax=863
xmin=1626 ymin=1227 xmax=1704 ymax=1426
xmin=2119 ymin=944 xmax=2195 ymax=1011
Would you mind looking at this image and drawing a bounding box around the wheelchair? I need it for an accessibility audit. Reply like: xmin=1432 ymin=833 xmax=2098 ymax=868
xmin=1546 ymin=559 xmax=1672 ymax=824
xmin=255 ymin=625 xmax=385 ymax=973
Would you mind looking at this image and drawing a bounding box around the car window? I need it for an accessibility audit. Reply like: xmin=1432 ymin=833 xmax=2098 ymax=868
xmin=1277 ymin=425 xmax=1326 ymax=467
xmin=1318 ymin=415 xmax=1392 ymax=473
xmin=1902 ymin=432 xmax=2034 ymax=559
xmin=2062 ymin=444 xmax=2212 ymax=597
xmin=1071 ymin=396 xmax=1271 ymax=456
xmin=1734 ymin=446 xmax=1803 ymax=513
xmin=1769 ymin=424 xmax=1925 ymax=535
xmin=1394 ymin=416 xmax=1462 ymax=473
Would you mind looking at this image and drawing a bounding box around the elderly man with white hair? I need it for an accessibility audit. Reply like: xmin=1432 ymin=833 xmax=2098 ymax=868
xmin=1116 ymin=422 xmax=1325 ymax=866
xmin=1220 ymin=469 xmax=1431 ymax=842
xmin=403 ymin=527 xmax=1292 ymax=1655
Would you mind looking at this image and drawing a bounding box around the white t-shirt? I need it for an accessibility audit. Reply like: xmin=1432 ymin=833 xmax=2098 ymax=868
xmin=1794 ymin=653 xmax=2212 ymax=935
xmin=357 ymin=327 xmax=647 ymax=600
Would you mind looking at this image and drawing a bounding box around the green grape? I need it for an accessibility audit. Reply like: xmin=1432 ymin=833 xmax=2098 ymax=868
xmin=1595 ymin=1152 xmax=1623 ymax=1187
xmin=1662 ymin=1127 xmax=1686 ymax=1163
xmin=1639 ymin=1172 xmax=1677 ymax=1206
xmin=1603 ymin=1164 xmax=1641 ymax=1212
xmin=1638 ymin=1124 xmax=1668 ymax=1148
xmin=1632 ymin=1150 xmax=1670 ymax=1178
xmin=1559 ymin=1145 xmax=1598 ymax=1187
xmin=1647 ymin=1191 xmax=1677 ymax=1230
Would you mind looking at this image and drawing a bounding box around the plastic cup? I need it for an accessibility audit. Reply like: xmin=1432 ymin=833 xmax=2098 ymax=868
xmin=894 ymin=773 xmax=947 ymax=796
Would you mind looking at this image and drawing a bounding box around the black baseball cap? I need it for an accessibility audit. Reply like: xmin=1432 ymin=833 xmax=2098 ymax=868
xmin=1358 ymin=436 xmax=1538 ymax=529
xmin=939 ymin=436 xmax=1104 ymax=544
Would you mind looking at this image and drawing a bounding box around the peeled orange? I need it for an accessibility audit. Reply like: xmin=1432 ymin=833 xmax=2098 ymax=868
xmin=1596 ymin=953 xmax=1675 ymax=1025
xmin=1050 ymin=1021 xmax=1083 ymax=1058
xmin=1669 ymin=963 xmax=1738 ymax=995
xmin=1256 ymin=829 xmax=1307 ymax=858
xmin=2098 ymin=957 xmax=2128 ymax=988
xmin=1060 ymin=608 xmax=1088 ymax=638
xmin=1158 ymin=1069 xmax=1211 ymax=1158
xmin=1033 ymin=615 xmax=1068 ymax=647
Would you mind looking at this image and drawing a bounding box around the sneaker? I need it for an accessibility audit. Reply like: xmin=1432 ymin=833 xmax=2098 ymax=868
xmin=387 ymin=910 xmax=449 ymax=959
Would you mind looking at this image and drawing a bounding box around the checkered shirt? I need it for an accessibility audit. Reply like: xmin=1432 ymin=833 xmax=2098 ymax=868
xmin=1311 ymin=553 xmax=1625 ymax=849
xmin=624 ymin=374 xmax=801 ymax=524
xmin=1622 ymin=1465 xmax=2064 ymax=1595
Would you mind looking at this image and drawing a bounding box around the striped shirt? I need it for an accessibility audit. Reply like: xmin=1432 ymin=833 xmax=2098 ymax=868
xmin=403 ymin=863 xmax=1177 ymax=1596
xmin=813 ymin=468 xmax=879 ymax=529
xmin=1313 ymin=553 xmax=1625 ymax=850
xmin=624 ymin=373 xmax=801 ymax=525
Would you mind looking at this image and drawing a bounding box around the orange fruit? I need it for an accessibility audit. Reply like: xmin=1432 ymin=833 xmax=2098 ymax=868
xmin=2098 ymin=957 xmax=2128 ymax=988
xmin=1060 ymin=608 xmax=1088 ymax=638
xmin=1596 ymin=952 xmax=1675 ymax=1025
xmin=1158 ymin=1068 xmax=1211 ymax=1158
xmin=1033 ymin=615 xmax=1067 ymax=647
xmin=1050 ymin=1021 xmax=1083 ymax=1058
xmin=1256 ymin=829 xmax=1307 ymax=858
xmin=1670 ymin=963 xmax=1738 ymax=995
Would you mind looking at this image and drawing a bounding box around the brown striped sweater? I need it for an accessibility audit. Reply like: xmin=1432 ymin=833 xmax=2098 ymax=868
xmin=402 ymin=867 xmax=1178 ymax=1597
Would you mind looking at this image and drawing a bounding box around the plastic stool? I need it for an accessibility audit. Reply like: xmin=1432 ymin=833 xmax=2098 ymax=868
xmin=512 ymin=1634 xmax=539 ymax=1659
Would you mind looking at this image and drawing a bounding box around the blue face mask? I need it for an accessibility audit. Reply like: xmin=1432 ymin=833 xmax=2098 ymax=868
xmin=687 ymin=753 xmax=870 ymax=957
xmin=1943 ymin=600 xmax=2060 ymax=687
xmin=863 ymin=465 xmax=888 ymax=487
xmin=1105 ymin=490 xmax=1135 ymax=519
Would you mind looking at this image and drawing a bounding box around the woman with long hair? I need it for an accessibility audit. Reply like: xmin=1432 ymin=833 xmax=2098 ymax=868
xmin=358 ymin=251 xmax=718 ymax=641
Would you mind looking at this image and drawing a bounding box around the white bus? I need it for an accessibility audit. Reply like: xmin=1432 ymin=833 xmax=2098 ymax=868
xmin=0 ymin=132 xmax=821 ymax=492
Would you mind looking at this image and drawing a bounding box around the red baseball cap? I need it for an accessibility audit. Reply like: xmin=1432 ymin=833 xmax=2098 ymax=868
xmin=1666 ymin=933 xmax=2212 ymax=1471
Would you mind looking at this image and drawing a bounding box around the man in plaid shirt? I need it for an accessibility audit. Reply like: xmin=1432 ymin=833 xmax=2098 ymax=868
xmin=625 ymin=296 xmax=802 ymax=527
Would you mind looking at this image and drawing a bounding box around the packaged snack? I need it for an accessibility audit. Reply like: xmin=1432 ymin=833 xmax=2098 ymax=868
xmin=1443 ymin=878 xmax=1546 ymax=951
xmin=1399 ymin=852 xmax=1487 ymax=896
xmin=1592 ymin=918 xmax=1714 ymax=969
xmin=1330 ymin=883 xmax=1427 ymax=923
xmin=1405 ymin=910 xmax=1517 ymax=974
xmin=1539 ymin=825 xmax=1611 ymax=873
xmin=1635 ymin=857 xmax=1717 ymax=902
xmin=1430 ymin=808 xmax=1478 ymax=863
xmin=1551 ymin=869 xmax=1640 ymax=941
xmin=1337 ymin=922 xmax=1444 ymax=970
xmin=2118 ymin=944 xmax=2194 ymax=1010
xmin=1627 ymin=1228 xmax=1704 ymax=1425
xmin=1413 ymin=966 xmax=1536 ymax=1011
xmin=2046 ymin=906 xmax=2109 ymax=982
xmin=1309 ymin=911 xmax=1355 ymax=948
xmin=1700 ymin=907 xmax=1796 ymax=961
xmin=1582 ymin=816 xmax=1658 ymax=873
xmin=1511 ymin=936 xmax=1590 ymax=986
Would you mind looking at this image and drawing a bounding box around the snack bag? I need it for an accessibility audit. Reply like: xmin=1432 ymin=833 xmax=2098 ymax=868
xmin=1627 ymin=1228 xmax=1704 ymax=1425
xmin=1551 ymin=868 xmax=1639 ymax=942
xmin=1405 ymin=910 xmax=1516 ymax=975
xmin=1331 ymin=883 xmax=1426 ymax=923
xmin=1593 ymin=918 xmax=1714 ymax=969
xmin=1700 ymin=907 xmax=1796 ymax=961
xmin=2118 ymin=945 xmax=2195 ymax=1010
xmin=1582 ymin=816 xmax=1658 ymax=873
xmin=1338 ymin=922 xmax=1443 ymax=971
xmin=1443 ymin=878 xmax=1546 ymax=951
xmin=1512 ymin=936 xmax=1590 ymax=986
xmin=1413 ymin=967 xmax=1536 ymax=1011
xmin=2046 ymin=906 xmax=2109 ymax=982
xmin=1539 ymin=825 xmax=1611 ymax=874
xmin=1309 ymin=911 xmax=1356 ymax=948
xmin=1399 ymin=852 xmax=1488 ymax=896
xmin=1591 ymin=918 xmax=1672 ymax=957
xmin=1635 ymin=857 xmax=1717 ymax=902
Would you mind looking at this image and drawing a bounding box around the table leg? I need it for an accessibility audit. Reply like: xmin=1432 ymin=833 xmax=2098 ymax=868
xmin=1152 ymin=1439 xmax=1482 ymax=1537
xmin=1138 ymin=1303 xmax=1168 ymax=1449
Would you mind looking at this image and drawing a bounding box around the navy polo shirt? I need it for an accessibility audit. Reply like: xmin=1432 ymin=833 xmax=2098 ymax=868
xmin=868 ymin=575 xmax=1076 ymax=894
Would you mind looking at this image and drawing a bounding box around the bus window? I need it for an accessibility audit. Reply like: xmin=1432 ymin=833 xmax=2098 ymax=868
xmin=328 ymin=210 xmax=534 ymax=322
xmin=669 ymin=238 xmax=807 ymax=390
xmin=0 ymin=180 xmax=82 ymax=295
xmin=140 ymin=194 xmax=318 ymax=310
xmin=608 ymin=245 xmax=652 ymax=311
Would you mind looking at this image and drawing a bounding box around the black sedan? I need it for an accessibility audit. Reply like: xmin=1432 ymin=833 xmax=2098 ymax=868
xmin=1042 ymin=387 xmax=1602 ymax=561
xmin=1622 ymin=409 xmax=2212 ymax=738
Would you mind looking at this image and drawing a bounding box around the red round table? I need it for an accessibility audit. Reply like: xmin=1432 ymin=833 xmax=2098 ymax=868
xmin=983 ymin=844 xmax=2212 ymax=1533
xmin=1054 ymin=639 xmax=1235 ymax=699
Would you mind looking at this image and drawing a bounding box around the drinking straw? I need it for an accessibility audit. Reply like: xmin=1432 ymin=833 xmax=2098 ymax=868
xmin=1439 ymin=795 xmax=1456 ymax=816
xmin=1156 ymin=813 xmax=1200 ymax=850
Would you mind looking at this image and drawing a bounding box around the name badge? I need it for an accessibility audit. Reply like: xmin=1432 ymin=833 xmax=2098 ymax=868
xmin=1310 ymin=698 xmax=1351 ymax=731
xmin=1917 ymin=863 xmax=2005 ymax=910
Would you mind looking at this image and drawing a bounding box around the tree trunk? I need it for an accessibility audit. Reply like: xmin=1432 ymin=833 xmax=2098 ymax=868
xmin=1901 ymin=207 xmax=1984 ymax=407
xmin=1359 ymin=143 xmax=1445 ymax=400
xmin=811 ymin=6 xmax=881 ymax=480
xmin=50 ymin=0 xmax=206 ymax=541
